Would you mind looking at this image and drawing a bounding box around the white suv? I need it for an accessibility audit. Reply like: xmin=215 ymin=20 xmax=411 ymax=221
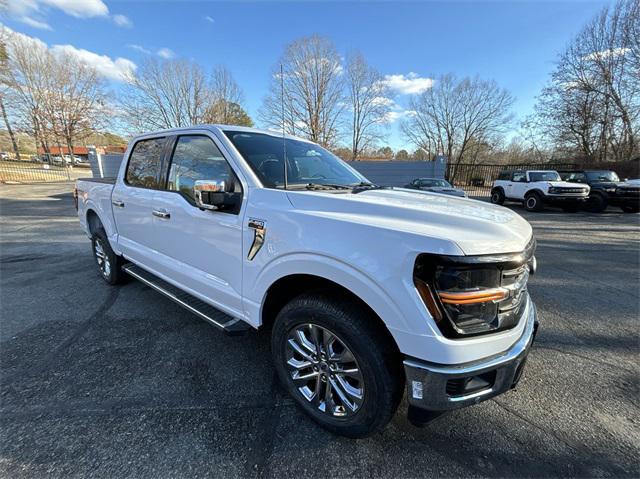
xmin=491 ymin=170 xmax=590 ymax=212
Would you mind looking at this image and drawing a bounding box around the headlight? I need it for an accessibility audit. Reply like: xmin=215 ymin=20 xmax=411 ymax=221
xmin=414 ymin=241 xmax=534 ymax=337
xmin=548 ymin=187 xmax=561 ymax=194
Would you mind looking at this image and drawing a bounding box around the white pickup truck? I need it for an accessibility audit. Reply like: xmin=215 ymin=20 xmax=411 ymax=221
xmin=75 ymin=125 xmax=538 ymax=437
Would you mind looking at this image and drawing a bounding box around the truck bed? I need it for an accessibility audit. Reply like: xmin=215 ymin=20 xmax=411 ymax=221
xmin=76 ymin=177 xmax=117 ymax=238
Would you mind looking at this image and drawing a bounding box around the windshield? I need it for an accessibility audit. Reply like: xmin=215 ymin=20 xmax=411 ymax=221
xmin=421 ymin=179 xmax=450 ymax=187
xmin=529 ymin=171 xmax=561 ymax=182
xmin=585 ymin=171 xmax=619 ymax=182
xmin=224 ymin=131 xmax=367 ymax=189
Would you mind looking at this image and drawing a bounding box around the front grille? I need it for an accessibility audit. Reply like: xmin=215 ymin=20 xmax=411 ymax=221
xmin=554 ymin=187 xmax=588 ymax=194
xmin=616 ymin=187 xmax=640 ymax=197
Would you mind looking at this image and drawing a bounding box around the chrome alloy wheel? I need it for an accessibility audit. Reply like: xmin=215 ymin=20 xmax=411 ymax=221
xmin=94 ymin=239 xmax=111 ymax=278
xmin=285 ymin=324 xmax=365 ymax=417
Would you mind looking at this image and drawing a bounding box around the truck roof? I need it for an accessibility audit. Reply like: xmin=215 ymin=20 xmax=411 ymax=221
xmin=130 ymin=124 xmax=317 ymax=145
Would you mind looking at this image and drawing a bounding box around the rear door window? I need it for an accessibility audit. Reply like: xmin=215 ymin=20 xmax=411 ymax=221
xmin=125 ymin=138 xmax=166 ymax=189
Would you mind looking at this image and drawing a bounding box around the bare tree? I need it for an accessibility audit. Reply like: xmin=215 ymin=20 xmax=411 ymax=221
xmin=205 ymin=65 xmax=252 ymax=125
xmin=2 ymin=28 xmax=110 ymax=165
xmin=121 ymin=58 xmax=212 ymax=132
xmin=1 ymin=28 xmax=57 ymax=157
xmin=531 ymin=0 xmax=639 ymax=161
xmin=345 ymin=52 xmax=392 ymax=160
xmin=401 ymin=74 xmax=514 ymax=175
xmin=46 ymin=53 xmax=108 ymax=165
xmin=0 ymin=31 xmax=20 ymax=160
xmin=121 ymin=60 xmax=252 ymax=131
xmin=260 ymin=35 xmax=344 ymax=148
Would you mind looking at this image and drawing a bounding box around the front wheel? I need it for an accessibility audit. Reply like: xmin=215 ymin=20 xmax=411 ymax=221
xmin=271 ymin=294 xmax=403 ymax=438
xmin=585 ymin=194 xmax=607 ymax=213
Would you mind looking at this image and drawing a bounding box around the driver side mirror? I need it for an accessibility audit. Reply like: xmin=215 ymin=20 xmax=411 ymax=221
xmin=194 ymin=180 xmax=226 ymax=210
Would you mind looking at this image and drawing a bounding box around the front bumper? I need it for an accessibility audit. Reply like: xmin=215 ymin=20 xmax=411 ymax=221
xmin=403 ymin=300 xmax=538 ymax=412
xmin=544 ymin=195 xmax=588 ymax=205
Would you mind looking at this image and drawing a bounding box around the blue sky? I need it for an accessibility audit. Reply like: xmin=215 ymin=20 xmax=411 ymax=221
xmin=4 ymin=0 xmax=611 ymax=149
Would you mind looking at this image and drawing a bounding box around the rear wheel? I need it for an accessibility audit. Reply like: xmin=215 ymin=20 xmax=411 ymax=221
xmin=524 ymin=192 xmax=544 ymax=212
xmin=490 ymin=188 xmax=505 ymax=205
xmin=91 ymin=228 xmax=125 ymax=285
xmin=271 ymin=293 xmax=402 ymax=438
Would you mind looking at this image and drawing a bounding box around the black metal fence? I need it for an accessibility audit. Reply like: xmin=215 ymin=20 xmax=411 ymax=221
xmin=446 ymin=162 xmax=578 ymax=199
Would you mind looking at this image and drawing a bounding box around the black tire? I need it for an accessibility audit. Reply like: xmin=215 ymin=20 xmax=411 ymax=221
xmin=91 ymin=228 xmax=126 ymax=285
xmin=271 ymin=293 xmax=403 ymax=438
xmin=524 ymin=192 xmax=544 ymax=212
xmin=490 ymin=188 xmax=505 ymax=205
xmin=621 ymin=205 xmax=640 ymax=213
xmin=585 ymin=193 xmax=607 ymax=213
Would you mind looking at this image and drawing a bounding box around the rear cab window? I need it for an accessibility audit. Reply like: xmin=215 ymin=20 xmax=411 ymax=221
xmin=125 ymin=137 xmax=166 ymax=189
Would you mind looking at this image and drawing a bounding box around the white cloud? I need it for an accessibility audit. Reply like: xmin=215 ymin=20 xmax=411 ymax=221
xmin=583 ymin=47 xmax=629 ymax=61
xmin=17 ymin=16 xmax=53 ymax=30
xmin=2 ymin=26 xmax=49 ymax=51
xmin=5 ymin=0 xmax=109 ymax=32
xmin=50 ymin=44 xmax=136 ymax=81
xmin=112 ymin=14 xmax=132 ymax=28
xmin=3 ymin=26 xmax=136 ymax=82
xmin=127 ymin=44 xmax=151 ymax=55
xmin=382 ymin=72 xmax=433 ymax=95
xmin=157 ymin=48 xmax=175 ymax=59
xmin=371 ymin=96 xmax=396 ymax=107
xmin=382 ymin=110 xmax=417 ymax=124
xmin=204 ymin=16 xmax=215 ymax=23
xmin=41 ymin=0 xmax=108 ymax=18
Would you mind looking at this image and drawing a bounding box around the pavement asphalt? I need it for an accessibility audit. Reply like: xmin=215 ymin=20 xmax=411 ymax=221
xmin=0 ymin=182 xmax=639 ymax=478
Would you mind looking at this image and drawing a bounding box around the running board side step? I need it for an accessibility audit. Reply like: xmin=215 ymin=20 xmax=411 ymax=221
xmin=122 ymin=264 xmax=250 ymax=336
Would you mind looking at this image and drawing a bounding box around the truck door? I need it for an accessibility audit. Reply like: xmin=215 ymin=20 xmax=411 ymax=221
xmin=111 ymin=136 xmax=168 ymax=268
xmin=510 ymin=171 xmax=528 ymax=199
xmin=150 ymin=133 xmax=245 ymax=318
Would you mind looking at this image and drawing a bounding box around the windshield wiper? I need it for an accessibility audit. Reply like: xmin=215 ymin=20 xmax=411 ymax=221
xmin=351 ymin=182 xmax=391 ymax=194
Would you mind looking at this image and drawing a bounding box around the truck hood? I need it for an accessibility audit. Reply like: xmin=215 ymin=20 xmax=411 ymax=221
xmin=286 ymin=188 xmax=533 ymax=255
xmin=424 ymin=187 xmax=466 ymax=197
xmin=547 ymin=181 xmax=589 ymax=188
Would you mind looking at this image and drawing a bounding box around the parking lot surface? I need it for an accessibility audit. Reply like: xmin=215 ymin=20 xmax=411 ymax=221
xmin=1 ymin=183 xmax=639 ymax=478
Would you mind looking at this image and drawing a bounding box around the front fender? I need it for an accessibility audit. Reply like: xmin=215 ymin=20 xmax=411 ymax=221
xmin=243 ymin=252 xmax=418 ymax=339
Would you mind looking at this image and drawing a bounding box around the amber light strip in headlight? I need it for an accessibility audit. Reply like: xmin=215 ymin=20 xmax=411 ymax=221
xmin=438 ymin=288 xmax=507 ymax=305
xmin=414 ymin=278 xmax=443 ymax=322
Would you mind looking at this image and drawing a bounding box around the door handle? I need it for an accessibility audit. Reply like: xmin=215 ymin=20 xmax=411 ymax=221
xmin=112 ymin=200 xmax=125 ymax=207
xmin=152 ymin=209 xmax=170 ymax=219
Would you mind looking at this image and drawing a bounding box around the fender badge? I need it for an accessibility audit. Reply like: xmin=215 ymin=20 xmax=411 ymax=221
xmin=247 ymin=218 xmax=266 ymax=261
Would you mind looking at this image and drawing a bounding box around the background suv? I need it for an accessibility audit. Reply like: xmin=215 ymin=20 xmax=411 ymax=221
xmin=491 ymin=170 xmax=590 ymax=212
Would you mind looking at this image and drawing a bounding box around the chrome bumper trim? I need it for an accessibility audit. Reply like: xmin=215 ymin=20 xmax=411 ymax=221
xmin=403 ymin=300 xmax=537 ymax=411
